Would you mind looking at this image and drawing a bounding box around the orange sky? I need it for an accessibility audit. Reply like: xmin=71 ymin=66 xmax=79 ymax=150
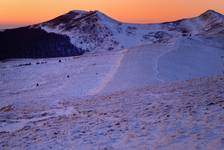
xmin=0 ymin=0 xmax=224 ymax=28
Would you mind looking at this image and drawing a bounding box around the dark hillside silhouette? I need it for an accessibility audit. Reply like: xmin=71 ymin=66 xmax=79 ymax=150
xmin=0 ymin=27 xmax=83 ymax=60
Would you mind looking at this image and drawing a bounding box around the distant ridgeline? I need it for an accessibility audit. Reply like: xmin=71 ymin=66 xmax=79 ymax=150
xmin=0 ymin=27 xmax=83 ymax=60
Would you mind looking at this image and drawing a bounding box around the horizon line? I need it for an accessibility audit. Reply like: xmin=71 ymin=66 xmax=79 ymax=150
xmin=1 ymin=9 xmax=223 ymax=30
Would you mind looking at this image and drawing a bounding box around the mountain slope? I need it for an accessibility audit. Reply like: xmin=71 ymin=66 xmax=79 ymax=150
xmin=38 ymin=10 xmax=121 ymax=51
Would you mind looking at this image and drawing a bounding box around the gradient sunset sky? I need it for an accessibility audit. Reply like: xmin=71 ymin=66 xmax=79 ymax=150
xmin=1 ymin=0 xmax=224 ymax=29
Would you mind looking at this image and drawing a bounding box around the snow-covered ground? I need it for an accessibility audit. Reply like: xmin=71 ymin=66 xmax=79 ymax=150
xmin=0 ymin=50 xmax=125 ymax=108
xmin=0 ymin=75 xmax=224 ymax=150
xmin=1 ymin=36 xmax=223 ymax=109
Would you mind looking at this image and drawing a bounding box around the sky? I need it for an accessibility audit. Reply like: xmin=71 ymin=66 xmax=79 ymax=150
xmin=0 ymin=0 xmax=224 ymax=29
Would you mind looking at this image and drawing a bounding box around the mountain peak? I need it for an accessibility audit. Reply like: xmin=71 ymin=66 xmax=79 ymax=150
xmin=204 ymin=9 xmax=219 ymax=14
xmin=66 ymin=10 xmax=104 ymax=16
xmin=68 ymin=10 xmax=88 ymax=14
xmin=199 ymin=10 xmax=223 ymax=19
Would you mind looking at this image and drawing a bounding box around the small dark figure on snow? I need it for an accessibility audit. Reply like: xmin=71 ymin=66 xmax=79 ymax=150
xmin=59 ymin=60 xmax=62 ymax=63
xmin=67 ymin=75 xmax=70 ymax=78
xmin=36 ymin=83 xmax=39 ymax=87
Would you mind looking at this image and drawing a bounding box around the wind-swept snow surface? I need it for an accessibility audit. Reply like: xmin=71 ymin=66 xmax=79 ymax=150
xmin=1 ymin=76 xmax=224 ymax=149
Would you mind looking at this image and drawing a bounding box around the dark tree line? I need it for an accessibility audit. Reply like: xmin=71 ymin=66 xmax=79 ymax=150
xmin=0 ymin=27 xmax=83 ymax=60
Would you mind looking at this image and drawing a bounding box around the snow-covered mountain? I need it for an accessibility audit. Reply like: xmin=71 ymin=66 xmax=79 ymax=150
xmin=37 ymin=9 xmax=224 ymax=52
xmin=0 ymin=9 xmax=223 ymax=59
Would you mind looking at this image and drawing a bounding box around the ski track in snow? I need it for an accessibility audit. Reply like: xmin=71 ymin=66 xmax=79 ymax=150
xmin=88 ymin=49 xmax=128 ymax=96
xmin=154 ymin=38 xmax=181 ymax=83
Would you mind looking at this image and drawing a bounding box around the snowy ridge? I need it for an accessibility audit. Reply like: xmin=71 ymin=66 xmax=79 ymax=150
xmin=36 ymin=10 xmax=224 ymax=52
